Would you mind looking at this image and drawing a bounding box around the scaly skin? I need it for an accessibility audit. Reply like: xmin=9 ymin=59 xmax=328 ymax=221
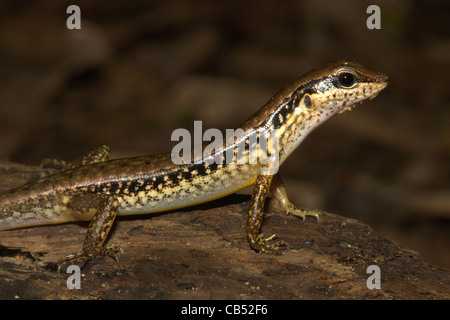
xmin=0 ymin=60 xmax=388 ymax=269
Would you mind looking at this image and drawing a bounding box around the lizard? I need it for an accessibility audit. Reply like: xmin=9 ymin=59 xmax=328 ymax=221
xmin=0 ymin=60 xmax=388 ymax=269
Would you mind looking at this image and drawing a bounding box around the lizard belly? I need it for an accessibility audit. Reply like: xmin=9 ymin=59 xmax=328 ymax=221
xmin=116 ymin=163 xmax=260 ymax=215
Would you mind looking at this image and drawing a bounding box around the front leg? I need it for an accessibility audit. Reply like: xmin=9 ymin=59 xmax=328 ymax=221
xmin=270 ymin=173 xmax=319 ymax=221
xmin=247 ymin=174 xmax=287 ymax=254
xmin=57 ymin=195 xmax=122 ymax=270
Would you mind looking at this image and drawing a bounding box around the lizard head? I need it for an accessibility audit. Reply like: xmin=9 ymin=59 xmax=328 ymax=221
xmin=289 ymin=60 xmax=389 ymax=118
xmin=263 ymin=60 xmax=389 ymax=164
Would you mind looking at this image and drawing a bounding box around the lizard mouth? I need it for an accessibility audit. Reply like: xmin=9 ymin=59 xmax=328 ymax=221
xmin=337 ymin=96 xmax=375 ymax=114
xmin=337 ymin=81 xmax=388 ymax=115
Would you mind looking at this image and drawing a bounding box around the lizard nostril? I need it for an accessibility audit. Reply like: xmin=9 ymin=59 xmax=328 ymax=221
xmin=376 ymin=74 xmax=389 ymax=83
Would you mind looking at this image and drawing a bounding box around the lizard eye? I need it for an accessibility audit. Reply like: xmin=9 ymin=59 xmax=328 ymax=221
xmin=338 ymin=72 xmax=356 ymax=88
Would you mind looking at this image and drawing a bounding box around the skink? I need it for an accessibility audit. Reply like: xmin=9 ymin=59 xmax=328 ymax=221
xmin=0 ymin=60 xmax=388 ymax=268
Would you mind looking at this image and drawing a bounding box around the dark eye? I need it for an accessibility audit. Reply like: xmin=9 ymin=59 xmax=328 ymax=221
xmin=338 ymin=72 xmax=356 ymax=87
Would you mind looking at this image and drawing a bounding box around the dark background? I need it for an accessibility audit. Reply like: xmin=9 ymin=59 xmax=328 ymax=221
xmin=0 ymin=0 xmax=449 ymax=268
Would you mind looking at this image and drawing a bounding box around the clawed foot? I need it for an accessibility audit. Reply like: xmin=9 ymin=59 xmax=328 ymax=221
xmin=57 ymin=244 xmax=123 ymax=272
xmin=284 ymin=203 xmax=319 ymax=221
xmin=270 ymin=173 xmax=320 ymax=221
xmin=249 ymin=233 xmax=288 ymax=255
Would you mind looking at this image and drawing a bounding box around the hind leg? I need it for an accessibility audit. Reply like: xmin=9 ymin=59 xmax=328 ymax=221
xmin=41 ymin=145 xmax=111 ymax=173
